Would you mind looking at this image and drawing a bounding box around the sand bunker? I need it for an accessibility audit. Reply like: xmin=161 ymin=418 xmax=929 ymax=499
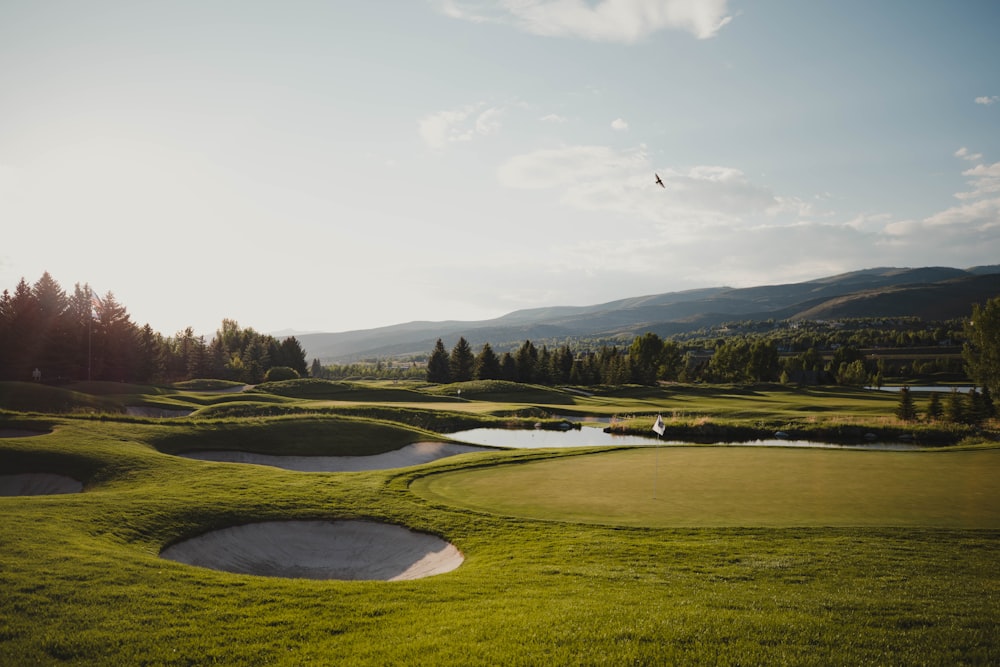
xmin=0 ymin=473 xmax=83 ymax=496
xmin=160 ymin=519 xmax=463 ymax=580
xmin=180 ymin=441 xmax=488 ymax=472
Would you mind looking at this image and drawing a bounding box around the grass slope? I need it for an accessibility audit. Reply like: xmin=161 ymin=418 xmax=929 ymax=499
xmin=413 ymin=446 xmax=1000 ymax=528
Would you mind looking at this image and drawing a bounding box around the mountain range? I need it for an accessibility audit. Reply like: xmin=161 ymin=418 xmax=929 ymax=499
xmin=296 ymin=266 xmax=1000 ymax=363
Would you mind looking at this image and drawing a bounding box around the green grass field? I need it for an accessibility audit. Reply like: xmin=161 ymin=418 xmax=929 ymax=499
xmin=1 ymin=380 xmax=998 ymax=665
xmin=413 ymin=446 xmax=1000 ymax=528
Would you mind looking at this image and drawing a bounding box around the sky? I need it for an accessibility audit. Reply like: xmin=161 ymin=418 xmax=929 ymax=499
xmin=2 ymin=1 xmax=999 ymax=338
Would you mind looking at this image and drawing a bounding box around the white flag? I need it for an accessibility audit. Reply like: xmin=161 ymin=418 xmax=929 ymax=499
xmin=652 ymin=414 xmax=665 ymax=436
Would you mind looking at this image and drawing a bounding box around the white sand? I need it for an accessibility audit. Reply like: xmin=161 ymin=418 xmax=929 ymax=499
xmin=160 ymin=519 xmax=463 ymax=580
xmin=0 ymin=473 xmax=83 ymax=496
xmin=180 ymin=441 xmax=488 ymax=472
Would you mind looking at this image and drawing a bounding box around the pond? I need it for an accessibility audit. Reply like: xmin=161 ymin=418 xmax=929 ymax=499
xmin=451 ymin=427 xmax=923 ymax=451
xmin=867 ymin=385 xmax=974 ymax=393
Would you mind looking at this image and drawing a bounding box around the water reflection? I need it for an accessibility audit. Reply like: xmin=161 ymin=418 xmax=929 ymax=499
xmin=451 ymin=427 xmax=923 ymax=451
xmin=866 ymin=385 xmax=973 ymax=393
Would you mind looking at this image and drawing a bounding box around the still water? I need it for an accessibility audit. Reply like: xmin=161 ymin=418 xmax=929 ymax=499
xmin=451 ymin=427 xmax=922 ymax=451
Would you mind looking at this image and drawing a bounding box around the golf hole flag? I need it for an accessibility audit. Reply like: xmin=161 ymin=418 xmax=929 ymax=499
xmin=652 ymin=414 xmax=666 ymax=436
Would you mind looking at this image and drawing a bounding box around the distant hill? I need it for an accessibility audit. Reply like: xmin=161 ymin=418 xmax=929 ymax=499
xmin=296 ymin=266 xmax=1000 ymax=362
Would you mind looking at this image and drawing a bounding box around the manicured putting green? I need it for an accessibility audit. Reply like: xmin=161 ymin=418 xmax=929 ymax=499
xmin=412 ymin=447 xmax=1000 ymax=528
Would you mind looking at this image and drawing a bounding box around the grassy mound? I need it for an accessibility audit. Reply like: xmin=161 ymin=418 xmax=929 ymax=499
xmin=253 ymin=378 xmax=445 ymax=402
xmin=0 ymin=382 xmax=124 ymax=414
xmin=147 ymin=415 xmax=443 ymax=457
xmin=427 ymin=380 xmax=577 ymax=404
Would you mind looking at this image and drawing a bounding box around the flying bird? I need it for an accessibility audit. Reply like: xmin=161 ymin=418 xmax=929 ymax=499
xmin=655 ymin=173 xmax=664 ymax=188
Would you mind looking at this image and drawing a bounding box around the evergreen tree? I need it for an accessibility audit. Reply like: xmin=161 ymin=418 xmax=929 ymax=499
xmin=449 ymin=337 xmax=475 ymax=382
xmin=926 ymin=392 xmax=943 ymax=421
xmin=515 ymin=340 xmax=537 ymax=383
xmin=427 ymin=339 xmax=450 ymax=383
xmin=895 ymin=386 xmax=917 ymax=421
xmin=499 ymin=352 xmax=517 ymax=382
xmin=967 ymin=387 xmax=985 ymax=425
xmin=274 ymin=336 xmax=308 ymax=376
xmin=551 ymin=345 xmax=574 ymax=384
xmin=982 ymin=385 xmax=996 ymax=420
xmin=945 ymin=388 xmax=965 ymax=423
xmin=474 ymin=343 xmax=501 ymax=380
xmin=535 ymin=345 xmax=552 ymax=385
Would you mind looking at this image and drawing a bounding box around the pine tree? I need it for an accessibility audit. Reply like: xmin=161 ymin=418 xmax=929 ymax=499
xmin=967 ymin=387 xmax=985 ymax=425
xmin=926 ymin=392 xmax=943 ymax=421
xmin=515 ymin=340 xmax=537 ymax=383
xmin=474 ymin=343 xmax=501 ymax=380
xmin=449 ymin=337 xmax=475 ymax=382
xmin=426 ymin=339 xmax=451 ymax=383
xmin=895 ymin=386 xmax=917 ymax=421
xmin=982 ymin=385 xmax=996 ymax=420
xmin=945 ymin=388 xmax=965 ymax=423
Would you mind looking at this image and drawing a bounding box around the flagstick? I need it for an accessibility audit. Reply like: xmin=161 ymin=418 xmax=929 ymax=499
xmin=653 ymin=433 xmax=660 ymax=499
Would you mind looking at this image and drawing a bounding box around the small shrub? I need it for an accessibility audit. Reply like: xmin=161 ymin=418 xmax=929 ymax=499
xmin=263 ymin=366 xmax=300 ymax=383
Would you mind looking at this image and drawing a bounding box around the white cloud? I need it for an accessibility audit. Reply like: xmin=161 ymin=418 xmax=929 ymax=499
xmin=955 ymin=146 xmax=983 ymax=162
xmin=419 ymin=104 xmax=505 ymax=149
xmin=497 ymin=144 xmax=791 ymax=231
xmin=955 ymin=161 xmax=1000 ymax=201
xmin=540 ymin=113 xmax=568 ymax=123
xmin=611 ymin=117 xmax=629 ymax=131
xmin=975 ymin=95 xmax=999 ymax=106
xmin=433 ymin=0 xmax=733 ymax=42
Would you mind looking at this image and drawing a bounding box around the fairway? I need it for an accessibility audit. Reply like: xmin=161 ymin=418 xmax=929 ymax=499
xmin=412 ymin=446 xmax=1000 ymax=528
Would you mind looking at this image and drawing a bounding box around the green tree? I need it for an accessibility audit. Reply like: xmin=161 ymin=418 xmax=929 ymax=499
xmin=895 ymin=386 xmax=917 ymax=422
xmin=945 ymin=388 xmax=965 ymax=423
xmin=628 ymin=332 xmax=664 ymax=385
xmin=515 ymin=340 xmax=538 ymax=383
xmin=273 ymin=337 xmax=308 ymax=376
xmin=427 ymin=339 xmax=450 ymax=383
xmin=449 ymin=337 xmax=475 ymax=382
xmin=747 ymin=339 xmax=780 ymax=382
xmin=836 ymin=359 xmax=869 ymax=386
xmin=707 ymin=339 xmax=750 ymax=383
xmin=499 ymin=352 xmax=517 ymax=382
xmin=474 ymin=343 xmax=501 ymax=380
xmin=264 ymin=366 xmax=300 ymax=382
xmin=963 ymin=297 xmax=1000 ymax=396
xmin=551 ymin=345 xmax=575 ymax=384
xmin=926 ymin=392 xmax=943 ymax=421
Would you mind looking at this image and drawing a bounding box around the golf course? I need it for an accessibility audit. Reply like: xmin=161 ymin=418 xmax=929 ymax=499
xmin=1 ymin=379 xmax=998 ymax=665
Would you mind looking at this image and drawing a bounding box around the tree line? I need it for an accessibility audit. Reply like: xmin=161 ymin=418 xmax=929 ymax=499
xmin=423 ymin=295 xmax=1000 ymax=395
xmin=0 ymin=273 xmax=307 ymax=384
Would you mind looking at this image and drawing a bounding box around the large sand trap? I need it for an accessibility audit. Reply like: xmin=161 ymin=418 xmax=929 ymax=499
xmin=180 ymin=441 xmax=488 ymax=472
xmin=160 ymin=519 xmax=463 ymax=580
xmin=0 ymin=473 xmax=83 ymax=496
